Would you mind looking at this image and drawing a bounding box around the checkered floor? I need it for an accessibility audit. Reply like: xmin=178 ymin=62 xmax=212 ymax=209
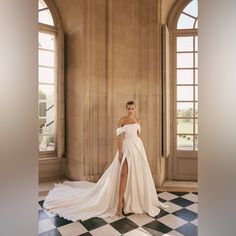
xmin=38 ymin=191 xmax=198 ymax=236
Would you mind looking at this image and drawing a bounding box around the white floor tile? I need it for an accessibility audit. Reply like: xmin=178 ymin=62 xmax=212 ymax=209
xmin=161 ymin=202 xmax=183 ymax=213
xmin=57 ymin=221 xmax=88 ymax=236
xmin=163 ymin=230 xmax=184 ymax=236
xmin=43 ymin=209 xmax=56 ymax=218
xmin=158 ymin=192 xmax=179 ymax=201
xmin=123 ymin=227 xmax=153 ymax=236
xmin=181 ymin=193 xmax=198 ymax=203
xmin=185 ymin=203 xmax=198 ymax=213
xmin=191 ymin=218 xmax=198 ymax=226
xmin=127 ymin=214 xmax=155 ymax=226
xmin=159 ymin=203 xmax=170 ymax=210
xmin=157 ymin=214 xmax=187 ymax=229
xmin=38 ymin=218 xmax=56 ymax=234
xmin=90 ymin=224 xmax=120 ymax=236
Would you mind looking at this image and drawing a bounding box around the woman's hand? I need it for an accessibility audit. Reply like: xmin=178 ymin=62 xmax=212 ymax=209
xmin=118 ymin=152 xmax=123 ymax=161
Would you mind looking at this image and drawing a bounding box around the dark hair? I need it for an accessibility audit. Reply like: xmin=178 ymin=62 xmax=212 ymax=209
xmin=126 ymin=101 xmax=135 ymax=109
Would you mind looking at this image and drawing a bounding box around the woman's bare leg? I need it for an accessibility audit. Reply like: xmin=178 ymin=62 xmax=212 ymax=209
xmin=117 ymin=159 xmax=128 ymax=216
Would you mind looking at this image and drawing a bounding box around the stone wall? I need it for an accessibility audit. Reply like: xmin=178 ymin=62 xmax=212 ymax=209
xmin=52 ymin=0 xmax=171 ymax=186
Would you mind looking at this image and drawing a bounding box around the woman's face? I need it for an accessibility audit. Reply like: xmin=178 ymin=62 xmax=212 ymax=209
xmin=126 ymin=104 xmax=135 ymax=115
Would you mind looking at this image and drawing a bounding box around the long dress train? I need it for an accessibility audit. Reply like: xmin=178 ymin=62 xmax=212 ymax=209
xmin=43 ymin=123 xmax=162 ymax=221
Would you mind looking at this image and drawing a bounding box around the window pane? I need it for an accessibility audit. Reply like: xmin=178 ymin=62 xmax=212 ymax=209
xmin=39 ymin=134 xmax=56 ymax=151
xmin=39 ymin=118 xmax=46 ymax=134
xmin=38 ymin=104 xmax=55 ymax=130
xmin=46 ymin=104 xmax=55 ymax=122
xmin=183 ymin=0 xmax=198 ymax=18
xmin=195 ymin=53 xmax=198 ymax=68
xmin=38 ymin=84 xmax=55 ymax=101
xmin=177 ymin=118 xmax=193 ymax=134
xmin=195 ymin=69 xmax=198 ymax=84
xmin=39 ymin=118 xmax=55 ymax=136
xmin=177 ymin=53 xmax=193 ymax=68
xmin=195 ymin=102 xmax=198 ymax=117
xmin=195 ymin=86 xmax=198 ymax=101
xmin=177 ymin=86 xmax=193 ymax=101
xmin=177 ymin=134 xmax=194 ymax=150
xmin=195 ymin=135 xmax=198 ymax=150
xmin=39 ymin=32 xmax=55 ymax=51
xmin=177 ymin=37 xmax=193 ymax=52
xmin=177 ymin=69 xmax=193 ymax=84
xmin=39 ymin=102 xmax=47 ymax=117
xmin=177 ymin=13 xmax=195 ymax=29
xmin=195 ymin=119 xmax=198 ymax=134
xmin=38 ymin=9 xmax=54 ymax=26
xmin=177 ymin=102 xmax=193 ymax=117
xmin=39 ymin=67 xmax=54 ymax=84
xmin=39 ymin=50 xmax=54 ymax=67
xmin=38 ymin=0 xmax=47 ymax=10
xmin=46 ymin=119 xmax=55 ymax=134
xmin=195 ymin=36 xmax=198 ymax=51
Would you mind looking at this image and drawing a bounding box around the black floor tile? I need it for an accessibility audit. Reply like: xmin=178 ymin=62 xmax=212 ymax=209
xmin=78 ymin=232 xmax=92 ymax=236
xmin=81 ymin=217 xmax=107 ymax=231
xmin=123 ymin=212 xmax=134 ymax=217
xmin=39 ymin=200 xmax=45 ymax=208
xmin=176 ymin=222 xmax=198 ymax=236
xmin=155 ymin=209 xmax=169 ymax=219
xmin=110 ymin=217 xmax=139 ymax=234
xmin=158 ymin=197 xmax=167 ymax=203
xmin=143 ymin=220 xmax=172 ymax=234
xmin=50 ymin=215 xmax=73 ymax=227
xmin=39 ymin=229 xmax=62 ymax=236
xmin=170 ymin=197 xmax=194 ymax=207
xmin=170 ymin=191 xmax=189 ymax=196
xmin=38 ymin=191 xmax=198 ymax=236
xmin=173 ymin=208 xmax=198 ymax=222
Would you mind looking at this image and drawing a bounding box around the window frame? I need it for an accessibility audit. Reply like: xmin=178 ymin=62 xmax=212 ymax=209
xmin=169 ymin=0 xmax=198 ymax=158
xmin=38 ymin=0 xmax=61 ymax=158
xmin=174 ymin=31 xmax=198 ymax=151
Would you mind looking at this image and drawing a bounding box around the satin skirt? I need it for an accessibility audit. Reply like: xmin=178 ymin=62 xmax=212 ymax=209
xmin=43 ymin=137 xmax=161 ymax=221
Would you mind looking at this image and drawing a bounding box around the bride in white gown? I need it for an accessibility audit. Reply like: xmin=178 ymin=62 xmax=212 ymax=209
xmin=43 ymin=101 xmax=163 ymax=221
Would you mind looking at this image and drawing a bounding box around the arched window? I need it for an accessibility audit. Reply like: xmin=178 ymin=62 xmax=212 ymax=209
xmin=175 ymin=0 xmax=198 ymax=152
xmin=164 ymin=0 xmax=198 ymax=180
xmin=177 ymin=0 xmax=198 ymax=29
xmin=38 ymin=0 xmax=54 ymax=26
xmin=38 ymin=0 xmax=64 ymax=157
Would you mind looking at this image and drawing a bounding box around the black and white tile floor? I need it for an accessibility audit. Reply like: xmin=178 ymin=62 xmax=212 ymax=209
xmin=38 ymin=191 xmax=198 ymax=236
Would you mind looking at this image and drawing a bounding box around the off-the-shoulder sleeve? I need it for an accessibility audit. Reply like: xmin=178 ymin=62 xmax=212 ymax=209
xmin=116 ymin=126 xmax=125 ymax=136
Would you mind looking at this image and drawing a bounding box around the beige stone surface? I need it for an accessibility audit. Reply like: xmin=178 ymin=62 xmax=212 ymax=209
xmin=161 ymin=0 xmax=176 ymax=24
xmin=49 ymin=0 xmax=178 ymax=186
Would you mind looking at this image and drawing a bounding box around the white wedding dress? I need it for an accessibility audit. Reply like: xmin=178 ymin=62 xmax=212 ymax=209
xmin=43 ymin=123 xmax=162 ymax=221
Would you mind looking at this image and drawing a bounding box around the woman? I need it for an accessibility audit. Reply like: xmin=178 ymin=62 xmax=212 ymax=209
xmin=43 ymin=101 xmax=162 ymax=221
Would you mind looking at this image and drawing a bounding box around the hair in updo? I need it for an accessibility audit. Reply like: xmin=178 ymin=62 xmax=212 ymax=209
xmin=126 ymin=101 xmax=135 ymax=109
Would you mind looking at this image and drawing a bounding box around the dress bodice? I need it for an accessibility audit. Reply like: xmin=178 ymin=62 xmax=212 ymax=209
xmin=116 ymin=123 xmax=141 ymax=139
